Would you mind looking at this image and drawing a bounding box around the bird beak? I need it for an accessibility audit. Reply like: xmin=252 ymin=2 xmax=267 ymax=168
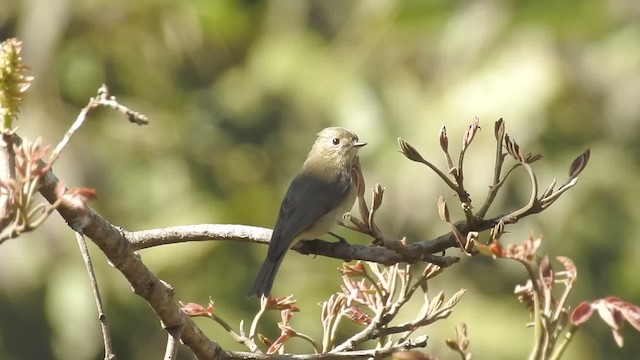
xmin=353 ymin=141 xmax=367 ymax=148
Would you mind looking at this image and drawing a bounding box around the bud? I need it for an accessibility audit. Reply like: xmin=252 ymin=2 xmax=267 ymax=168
xmin=504 ymin=134 xmax=524 ymax=163
xmin=568 ymin=149 xmax=591 ymax=179
xmin=437 ymin=196 xmax=450 ymax=223
xmin=0 ymin=38 xmax=33 ymax=126
xmin=371 ymin=184 xmax=384 ymax=211
xmin=462 ymin=117 xmax=480 ymax=151
xmin=494 ymin=118 xmax=505 ymax=141
xmin=398 ymin=138 xmax=426 ymax=163
xmin=439 ymin=125 xmax=448 ymax=152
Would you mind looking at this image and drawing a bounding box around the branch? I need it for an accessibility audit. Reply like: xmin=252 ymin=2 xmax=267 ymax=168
xmin=0 ymin=130 xmax=17 ymax=230
xmin=164 ymin=325 xmax=184 ymax=360
xmin=476 ymin=118 xmax=506 ymax=218
xmin=75 ymin=231 xmax=115 ymax=360
xmin=127 ymin=224 xmax=460 ymax=267
xmin=225 ymin=335 xmax=427 ymax=360
xmin=38 ymin=166 xmax=228 ymax=360
xmin=125 ymin=206 xmax=550 ymax=268
xmin=128 ymin=225 xmax=272 ymax=250
xmin=48 ymin=84 xmax=148 ymax=166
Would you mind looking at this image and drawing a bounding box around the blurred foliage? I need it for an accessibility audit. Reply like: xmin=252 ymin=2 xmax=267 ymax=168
xmin=1 ymin=0 xmax=639 ymax=359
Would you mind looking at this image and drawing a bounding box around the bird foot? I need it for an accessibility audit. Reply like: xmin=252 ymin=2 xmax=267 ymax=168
xmin=328 ymin=232 xmax=348 ymax=243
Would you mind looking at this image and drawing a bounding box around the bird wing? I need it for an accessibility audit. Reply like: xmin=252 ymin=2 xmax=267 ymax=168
xmin=267 ymin=171 xmax=351 ymax=262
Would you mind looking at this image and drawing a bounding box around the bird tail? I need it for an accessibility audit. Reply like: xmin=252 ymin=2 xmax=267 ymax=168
xmin=248 ymin=257 xmax=283 ymax=298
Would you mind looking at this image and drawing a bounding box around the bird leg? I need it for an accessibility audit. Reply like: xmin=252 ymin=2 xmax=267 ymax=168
xmin=328 ymin=232 xmax=348 ymax=243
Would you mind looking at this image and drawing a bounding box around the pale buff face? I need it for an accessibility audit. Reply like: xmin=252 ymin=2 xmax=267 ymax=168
xmin=307 ymin=127 xmax=365 ymax=168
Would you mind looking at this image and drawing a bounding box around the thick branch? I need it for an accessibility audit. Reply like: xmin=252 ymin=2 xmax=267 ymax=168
xmin=38 ymin=168 xmax=227 ymax=360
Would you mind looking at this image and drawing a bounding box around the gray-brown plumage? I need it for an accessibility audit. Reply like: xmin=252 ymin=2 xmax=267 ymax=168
xmin=248 ymin=127 xmax=366 ymax=298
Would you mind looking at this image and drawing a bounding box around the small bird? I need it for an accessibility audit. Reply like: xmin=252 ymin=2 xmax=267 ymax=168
xmin=248 ymin=127 xmax=366 ymax=298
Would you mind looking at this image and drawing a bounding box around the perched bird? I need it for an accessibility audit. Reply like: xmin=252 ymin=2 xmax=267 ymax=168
xmin=248 ymin=127 xmax=366 ymax=298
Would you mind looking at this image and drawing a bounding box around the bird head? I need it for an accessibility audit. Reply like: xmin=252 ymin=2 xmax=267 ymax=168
xmin=305 ymin=127 xmax=366 ymax=170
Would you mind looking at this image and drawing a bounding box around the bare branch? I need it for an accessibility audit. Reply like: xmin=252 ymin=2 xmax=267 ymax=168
xmin=75 ymin=231 xmax=115 ymax=360
xmin=500 ymin=163 xmax=540 ymax=223
xmin=477 ymin=118 xmax=506 ymax=218
xmin=129 ymin=225 xmax=272 ymax=250
xmin=457 ymin=117 xmax=481 ymax=184
xmin=227 ymin=335 xmax=427 ymax=360
xmin=37 ymin=162 xmax=228 ymax=359
xmin=48 ymin=84 xmax=148 ymax=167
xmin=398 ymin=137 xmax=459 ymax=191
xmin=164 ymin=325 xmax=183 ymax=360
xmin=0 ymin=131 xmax=17 ymax=230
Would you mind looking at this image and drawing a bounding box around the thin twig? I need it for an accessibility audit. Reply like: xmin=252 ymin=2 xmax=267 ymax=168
xmin=331 ymin=316 xmax=381 ymax=353
xmin=37 ymin=143 xmax=224 ymax=360
xmin=250 ymin=297 xmax=268 ymax=343
xmin=524 ymin=263 xmax=544 ymax=360
xmin=164 ymin=325 xmax=183 ymax=360
xmin=477 ymin=162 xmax=521 ymax=219
xmin=48 ymin=84 xmax=148 ymax=166
xmin=210 ymin=313 xmax=257 ymax=350
xmin=75 ymin=231 xmax=115 ymax=360
xmin=477 ymin=137 xmax=506 ymax=219
xmin=229 ymin=335 xmax=427 ymax=359
xmin=549 ymin=325 xmax=578 ymax=360
xmin=501 ymin=163 xmax=540 ymax=223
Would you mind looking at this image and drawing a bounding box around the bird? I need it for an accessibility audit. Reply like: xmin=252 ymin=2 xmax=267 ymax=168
xmin=248 ymin=127 xmax=366 ymax=298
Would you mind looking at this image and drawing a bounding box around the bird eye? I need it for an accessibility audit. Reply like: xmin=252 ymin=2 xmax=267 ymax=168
xmin=332 ymin=138 xmax=340 ymax=145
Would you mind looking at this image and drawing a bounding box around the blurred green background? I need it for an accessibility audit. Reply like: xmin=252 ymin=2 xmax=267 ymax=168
xmin=1 ymin=0 xmax=639 ymax=359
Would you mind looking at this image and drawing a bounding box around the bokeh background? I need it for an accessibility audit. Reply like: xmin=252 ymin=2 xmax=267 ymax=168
xmin=1 ymin=0 xmax=639 ymax=359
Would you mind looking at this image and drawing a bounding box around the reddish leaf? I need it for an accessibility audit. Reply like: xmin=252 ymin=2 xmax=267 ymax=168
xmin=539 ymin=255 xmax=553 ymax=282
xmin=489 ymin=240 xmax=503 ymax=257
xmin=571 ymin=301 xmax=594 ymax=326
xmin=339 ymin=261 xmax=367 ymax=277
xmin=592 ymin=299 xmax=620 ymax=330
xmin=473 ymin=241 xmax=496 ymax=258
xmin=179 ymin=302 xmax=211 ymax=317
xmin=592 ymin=298 xmax=626 ymax=347
xmin=264 ymin=295 xmax=300 ymax=312
xmin=556 ymin=256 xmax=577 ymax=282
xmin=257 ymin=333 xmax=272 ymax=347
xmin=607 ymin=297 xmax=640 ymax=332
xmin=343 ymin=306 xmax=373 ymax=325
xmin=392 ymin=350 xmax=437 ymax=360
xmin=63 ymin=187 xmax=98 ymax=210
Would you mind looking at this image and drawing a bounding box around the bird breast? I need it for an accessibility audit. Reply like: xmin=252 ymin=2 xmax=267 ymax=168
xmin=297 ymin=175 xmax=357 ymax=241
